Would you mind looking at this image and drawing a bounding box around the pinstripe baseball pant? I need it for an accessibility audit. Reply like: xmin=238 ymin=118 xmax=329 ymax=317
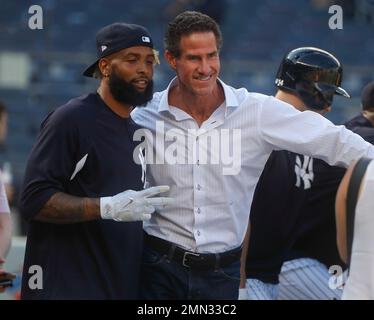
xmin=242 ymin=258 xmax=343 ymax=300
xmin=243 ymin=278 xmax=278 ymax=300
xmin=278 ymin=258 xmax=342 ymax=300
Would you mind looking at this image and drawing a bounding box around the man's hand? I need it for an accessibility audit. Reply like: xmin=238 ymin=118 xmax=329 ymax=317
xmin=100 ymin=185 xmax=174 ymax=222
xmin=35 ymin=186 xmax=174 ymax=224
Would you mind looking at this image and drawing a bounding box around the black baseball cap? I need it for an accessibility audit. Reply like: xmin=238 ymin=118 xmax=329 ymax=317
xmin=83 ymin=22 xmax=154 ymax=77
xmin=362 ymin=81 xmax=374 ymax=110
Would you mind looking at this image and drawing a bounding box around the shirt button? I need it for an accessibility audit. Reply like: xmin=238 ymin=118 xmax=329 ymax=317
xmin=197 ymin=208 xmax=201 ymax=214
xmin=196 ymin=230 xmax=201 ymax=236
xmin=197 ymin=184 xmax=201 ymax=190
xmin=197 ymin=160 xmax=200 ymax=166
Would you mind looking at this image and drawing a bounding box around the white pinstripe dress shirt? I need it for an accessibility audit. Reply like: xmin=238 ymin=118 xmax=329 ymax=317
xmin=132 ymin=78 xmax=374 ymax=254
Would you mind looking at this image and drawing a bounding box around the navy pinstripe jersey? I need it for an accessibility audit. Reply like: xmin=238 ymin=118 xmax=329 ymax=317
xmin=19 ymin=93 xmax=144 ymax=299
xmin=284 ymin=114 xmax=374 ymax=271
xmin=245 ymin=150 xmax=313 ymax=284
xmin=246 ymin=114 xmax=374 ymax=283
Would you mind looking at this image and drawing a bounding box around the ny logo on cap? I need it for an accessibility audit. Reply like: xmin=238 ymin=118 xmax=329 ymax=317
xmin=142 ymin=36 xmax=150 ymax=43
xmin=101 ymin=45 xmax=107 ymax=52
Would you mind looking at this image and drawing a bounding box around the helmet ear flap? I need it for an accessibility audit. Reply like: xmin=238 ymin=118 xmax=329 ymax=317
xmin=285 ymin=71 xmax=296 ymax=83
xmin=294 ymin=80 xmax=330 ymax=110
xmin=275 ymin=62 xmax=298 ymax=90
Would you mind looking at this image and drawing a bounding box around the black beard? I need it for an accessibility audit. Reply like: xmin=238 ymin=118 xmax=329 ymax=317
xmin=108 ymin=70 xmax=154 ymax=107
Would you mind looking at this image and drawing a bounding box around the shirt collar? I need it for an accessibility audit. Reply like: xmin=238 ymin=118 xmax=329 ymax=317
xmin=157 ymin=77 xmax=240 ymax=115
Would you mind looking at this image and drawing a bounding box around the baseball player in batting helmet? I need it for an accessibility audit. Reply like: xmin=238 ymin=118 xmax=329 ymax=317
xmin=241 ymin=47 xmax=350 ymax=300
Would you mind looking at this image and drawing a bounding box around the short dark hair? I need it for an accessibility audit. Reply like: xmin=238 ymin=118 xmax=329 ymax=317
xmin=164 ymin=11 xmax=223 ymax=58
xmin=361 ymin=81 xmax=374 ymax=110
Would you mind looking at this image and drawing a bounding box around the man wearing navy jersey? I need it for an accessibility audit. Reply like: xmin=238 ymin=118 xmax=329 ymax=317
xmin=344 ymin=81 xmax=374 ymax=145
xmin=278 ymin=81 xmax=374 ymax=300
xmin=241 ymin=47 xmax=349 ymax=300
xmin=19 ymin=23 xmax=173 ymax=299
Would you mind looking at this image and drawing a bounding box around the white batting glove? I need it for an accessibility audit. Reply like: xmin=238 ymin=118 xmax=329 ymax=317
xmin=100 ymin=185 xmax=173 ymax=222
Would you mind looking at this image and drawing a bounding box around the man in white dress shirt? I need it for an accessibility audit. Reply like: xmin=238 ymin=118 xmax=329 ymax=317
xmin=131 ymin=11 xmax=374 ymax=300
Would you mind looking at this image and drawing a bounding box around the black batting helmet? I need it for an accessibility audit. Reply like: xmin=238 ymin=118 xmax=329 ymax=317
xmin=275 ymin=47 xmax=350 ymax=110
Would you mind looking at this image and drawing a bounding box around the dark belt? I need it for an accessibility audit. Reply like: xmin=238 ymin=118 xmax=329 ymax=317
xmin=144 ymin=233 xmax=242 ymax=270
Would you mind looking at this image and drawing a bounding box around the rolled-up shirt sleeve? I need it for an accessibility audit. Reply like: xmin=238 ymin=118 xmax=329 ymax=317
xmin=258 ymin=96 xmax=374 ymax=168
xmin=19 ymin=108 xmax=79 ymax=221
